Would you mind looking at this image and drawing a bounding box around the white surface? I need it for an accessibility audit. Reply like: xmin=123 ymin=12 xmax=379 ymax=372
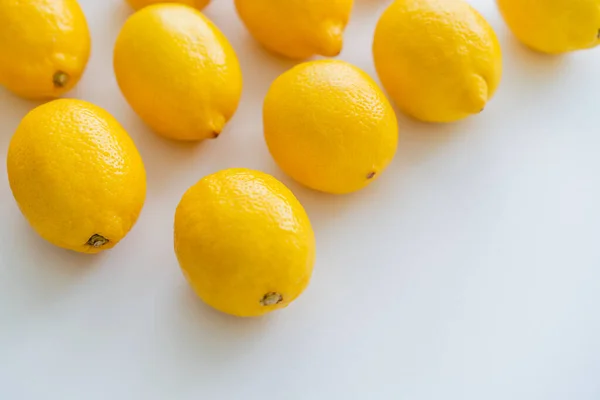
xmin=1 ymin=0 xmax=599 ymax=399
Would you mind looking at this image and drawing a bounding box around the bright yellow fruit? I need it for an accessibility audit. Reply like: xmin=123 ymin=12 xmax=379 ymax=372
xmin=497 ymin=0 xmax=600 ymax=54
xmin=126 ymin=0 xmax=209 ymax=11
xmin=7 ymin=99 xmax=146 ymax=254
xmin=264 ymin=60 xmax=398 ymax=194
xmin=234 ymin=0 xmax=354 ymax=59
xmin=0 ymin=0 xmax=91 ymax=100
xmin=373 ymin=0 xmax=502 ymax=123
xmin=174 ymin=169 xmax=315 ymax=317
xmin=114 ymin=4 xmax=242 ymax=141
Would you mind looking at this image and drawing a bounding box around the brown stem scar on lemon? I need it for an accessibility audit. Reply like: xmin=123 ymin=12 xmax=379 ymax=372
xmin=366 ymin=171 xmax=376 ymax=179
xmin=260 ymin=292 xmax=283 ymax=306
xmin=87 ymin=234 xmax=109 ymax=248
xmin=211 ymin=131 xmax=220 ymax=139
xmin=53 ymin=71 xmax=69 ymax=88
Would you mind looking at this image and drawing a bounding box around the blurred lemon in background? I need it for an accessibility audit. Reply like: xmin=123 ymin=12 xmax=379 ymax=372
xmin=234 ymin=0 xmax=354 ymax=59
xmin=126 ymin=0 xmax=209 ymax=10
xmin=373 ymin=0 xmax=502 ymax=123
xmin=497 ymin=0 xmax=600 ymax=54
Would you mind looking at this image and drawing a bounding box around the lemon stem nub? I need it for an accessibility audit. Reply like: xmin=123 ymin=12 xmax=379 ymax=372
xmin=53 ymin=71 xmax=69 ymax=88
xmin=260 ymin=292 xmax=283 ymax=306
xmin=366 ymin=171 xmax=376 ymax=179
xmin=87 ymin=234 xmax=109 ymax=248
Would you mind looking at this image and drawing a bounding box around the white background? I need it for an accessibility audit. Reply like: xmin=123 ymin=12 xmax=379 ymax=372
xmin=1 ymin=0 xmax=600 ymax=399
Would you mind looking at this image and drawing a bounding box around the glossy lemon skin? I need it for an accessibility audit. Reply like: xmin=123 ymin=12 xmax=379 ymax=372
xmin=174 ymin=169 xmax=315 ymax=317
xmin=264 ymin=60 xmax=398 ymax=195
xmin=114 ymin=4 xmax=242 ymax=141
xmin=497 ymin=0 xmax=600 ymax=54
xmin=7 ymin=99 xmax=147 ymax=254
xmin=127 ymin=0 xmax=209 ymax=11
xmin=0 ymin=0 xmax=91 ymax=99
xmin=373 ymin=0 xmax=502 ymax=123
xmin=234 ymin=0 xmax=354 ymax=59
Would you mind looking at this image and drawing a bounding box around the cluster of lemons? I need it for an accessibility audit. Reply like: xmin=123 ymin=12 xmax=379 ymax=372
xmin=1 ymin=0 xmax=599 ymax=317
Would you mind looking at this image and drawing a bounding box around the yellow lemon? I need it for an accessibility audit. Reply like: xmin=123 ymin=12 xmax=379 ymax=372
xmin=263 ymin=60 xmax=398 ymax=194
xmin=126 ymin=0 xmax=209 ymax=11
xmin=114 ymin=4 xmax=242 ymax=141
xmin=174 ymin=169 xmax=315 ymax=317
xmin=373 ymin=0 xmax=502 ymax=123
xmin=7 ymin=99 xmax=146 ymax=254
xmin=234 ymin=0 xmax=354 ymax=59
xmin=0 ymin=0 xmax=91 ymax=100
xmin=497 ymin=0 xmax=600 ymax=54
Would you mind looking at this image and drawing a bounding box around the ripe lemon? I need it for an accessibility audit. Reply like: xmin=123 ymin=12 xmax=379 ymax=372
xmin=373 ymin=0 xmax=502 ymax=123
xmin=174 ymin=169 xmax=315 ymax=317
xmin=234 ymin=0 xmax=354 ymax=59
xmin=497 ymin=0 xmax=600 ymax=54
xmin=0 ymin=0 xmax=91 ymax=100
xmin=114 ymin=4 xmax=242 ymax=141
xmin=7 ymin=99 xmax=146 ymax=254
xmin=126 ymin=0 xmax=209 ymax=11
xmin=263 ymin=60 xmax=398 ymax=194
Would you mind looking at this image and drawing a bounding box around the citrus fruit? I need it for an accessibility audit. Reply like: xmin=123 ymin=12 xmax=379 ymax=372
xmin=126 ymin=0 xmax=209 ymax=10
xmin=7 ymin=99 xmax=147 ymax=254
xmin=373 ymin=0 xmax=502 ymax=123
xmin=497 ymin=0 xmax=600 ymax=54
xmin=0 ymin=0 xmax=91 ymax=99
xmin=263 ymin=60 xmax=398 ymax=194
xmin=114 ymin=4 xmax=242 ymax=141
xmin=174 ymin=169 xmax=315 ymax=317
xmin=234 ymin=0 xmax=354 ymax=59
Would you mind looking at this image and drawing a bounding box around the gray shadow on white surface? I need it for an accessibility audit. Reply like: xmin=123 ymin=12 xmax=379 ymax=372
xmin=124 ymin=113 xmax=215 ymax=196
xmin=0 ymin=213 xmax=102 ymax=321
xmin=393 ymin=113 xmax=472 ymax=166
xmin=0 ymin=91 xmax=42 ymax=138
xmin=146 ymin=283 xmax=274 ymax=389
xmin=502 ymin=34 xmax=571 ymax=83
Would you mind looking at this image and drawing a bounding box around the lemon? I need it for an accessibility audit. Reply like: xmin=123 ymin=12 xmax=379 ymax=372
xmin=114 ymin=4 xmax=242 ymax=141
xmin=373 ymin=0 xmax=502 ymax=123
xmin=263 ymin=60 xmax=398 ymax=194
xmin=234 ymin=0 xmax=354 ymax=59
xmin=126 ymin=0 xmax=209 ymax=11
xmin=0 ymin=0 xmax=91 ymax=100
xmin=497 ymin=0 xmax=600 ymax=54
xmin=174 ymin=169 xmax=315 ymax=317
xmin=7 ymin=99 xmax=146 ymax=254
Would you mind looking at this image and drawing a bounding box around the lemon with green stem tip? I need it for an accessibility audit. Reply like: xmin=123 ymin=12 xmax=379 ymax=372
xmin=0 ymin=0 xmax=90 ymax=100
xmin=174 ymin=169 xmax=315 ymax=317
xmin=7 ymin=99 xmax=146 ymax=254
